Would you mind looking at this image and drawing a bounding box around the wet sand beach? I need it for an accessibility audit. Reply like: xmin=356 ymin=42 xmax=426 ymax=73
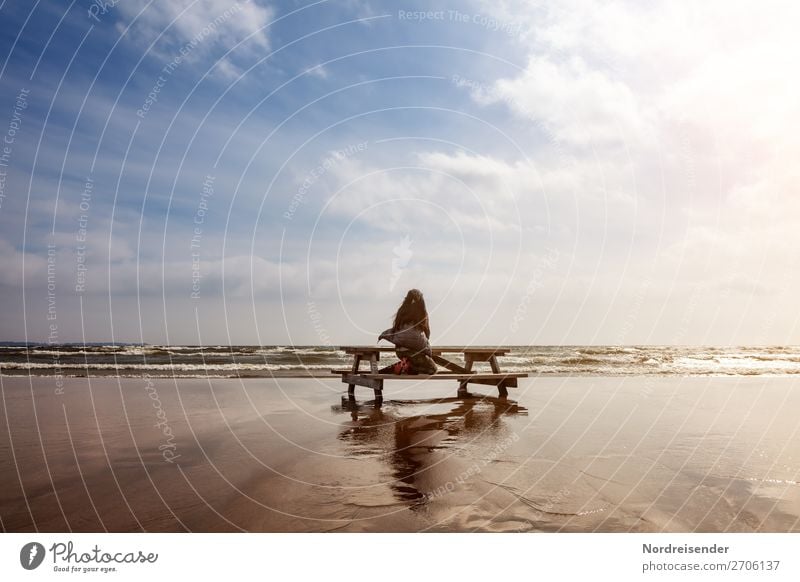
xmin=1 ymin=376 xmax=798 ymax=532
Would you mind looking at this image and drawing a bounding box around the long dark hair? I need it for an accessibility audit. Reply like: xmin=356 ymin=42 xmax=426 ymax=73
xmin=393 ymin=289 xmax=430 ymax=337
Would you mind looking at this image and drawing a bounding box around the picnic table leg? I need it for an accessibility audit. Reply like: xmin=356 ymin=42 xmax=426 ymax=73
xmin=458 ymin=354 xmax=474 ymax=396
xmin=489 ymin=355 xmax=509 ymax=397
xmin=368 ymin=353 xmax=383 ymax=401
xmin=348 ymin=355 xmax=362 ymax=397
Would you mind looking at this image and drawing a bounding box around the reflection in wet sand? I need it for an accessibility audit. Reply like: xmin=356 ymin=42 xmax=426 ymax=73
xmin=334 ymin=395 xmax=531 ymax=527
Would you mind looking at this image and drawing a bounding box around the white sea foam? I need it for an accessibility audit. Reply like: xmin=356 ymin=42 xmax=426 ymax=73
xmin=0 ymin=362 xmax=337 ymax=371
xmin=3 ymin=345 xmax=800 ymax=378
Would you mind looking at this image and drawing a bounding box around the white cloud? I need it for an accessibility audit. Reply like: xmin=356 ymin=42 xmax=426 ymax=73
xmin=461 ymin=0 xmax=800 ymax=336
xmin=118 ymin=0 xmax=273 ymax=56
xmin=417 ymin=150 xmax=527 ymax=188
xmin=322 ymin=151 xmax=533 ymax=235
xmin=213 ymin=56 xmax=243 ymax=79
xmin=306 ymin=64 xmax=329 ymax=79
xmin=488 ymin=54 xmax=653 ymax=146
xmin=0 ymin=240 xmax=47 ymax=287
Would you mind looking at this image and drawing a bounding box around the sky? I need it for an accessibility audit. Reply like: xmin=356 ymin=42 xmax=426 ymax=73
xmin=0 ymin=0 xmax=798 ymax=346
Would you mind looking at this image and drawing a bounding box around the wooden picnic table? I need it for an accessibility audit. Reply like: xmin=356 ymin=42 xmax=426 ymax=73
xmin=333 ymin=346 xmax=526 ymax=400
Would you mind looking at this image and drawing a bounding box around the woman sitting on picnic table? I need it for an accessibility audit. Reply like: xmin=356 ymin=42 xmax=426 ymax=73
xmin=378 ymin=289 xmax=438 ymax=375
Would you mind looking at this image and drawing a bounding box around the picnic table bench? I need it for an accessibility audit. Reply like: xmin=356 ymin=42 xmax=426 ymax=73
xmin=332 ymin=346 xmax=527 ymax=399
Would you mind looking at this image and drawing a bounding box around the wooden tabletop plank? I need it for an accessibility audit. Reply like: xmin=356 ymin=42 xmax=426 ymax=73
xmin=341 ymin=347 xmax=396 ymax=353
xmin=340 ymin=346 xmax=512 ymax=355
xmin=330 ymin=370 xmax=527 ymax=380
xmin=434 ymin=346 xmax=513 ymax=354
